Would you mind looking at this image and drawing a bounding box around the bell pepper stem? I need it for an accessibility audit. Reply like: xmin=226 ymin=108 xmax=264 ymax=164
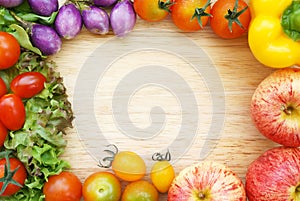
xmin=281 ymin=1 xmax=300 ymax=41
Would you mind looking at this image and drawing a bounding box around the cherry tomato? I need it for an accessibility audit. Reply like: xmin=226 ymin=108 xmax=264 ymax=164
xmin=0 ymin=78 xmax=7 ymax=98
xmin=121 ymin=180 xmax=159 ymax=201
xmin=0 ymin=157 xmax=27 ymax=196
xmin=0 ymin=121 xmax=8 ymax=147
xmin=112 ymin=151 xmax=146 ymax=182
xmin=82 ymin=171 xmax=121 ymax=201
xmin=134 ymin=0 xmax=173 ymax=22
xmin=210 ymin=0 xmax=251 ymax=39
xmin=10 ymin=72 xmax=46 ymax=99
xmin=150 ymin=160 xmax=175 ymax=193
xmin=0 ymin=32 xmax=20 ymax=69
xmin=171 ymin=0 xmax=211 ymax=32
xmin=0 ymin=94 xmax=25 ymax=131
xmin=43 ymin=171 xmax=82 ymax=201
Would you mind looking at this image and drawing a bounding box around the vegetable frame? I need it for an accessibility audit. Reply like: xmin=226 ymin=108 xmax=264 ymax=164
xmin=248 ymin=0 xmax=300 ymax=68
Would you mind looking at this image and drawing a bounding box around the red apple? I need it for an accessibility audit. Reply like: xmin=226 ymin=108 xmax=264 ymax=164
xmin=245 ymin=146 xmax=300 ymax=201
xmin=250 ymin=68 xmax=300 ymax=147
xmin=168 ymin=161 xmax=246 ymax=201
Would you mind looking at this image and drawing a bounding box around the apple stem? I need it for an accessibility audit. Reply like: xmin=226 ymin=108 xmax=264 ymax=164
xmin=199 ymin=192 xmax=205 ymax=199
xmin=296 ymin=185 xmax=300 ymax=193
xmin=281 ymin=105 xmax=293 ymax=115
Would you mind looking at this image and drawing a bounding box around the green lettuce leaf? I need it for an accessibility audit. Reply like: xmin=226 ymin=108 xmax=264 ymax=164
xmin=1 ymin=51 xmax=74 ymax=201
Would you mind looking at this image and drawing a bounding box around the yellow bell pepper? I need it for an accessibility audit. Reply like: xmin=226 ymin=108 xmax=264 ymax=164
xmin=248 ymin=0 xmax=300 ymax=68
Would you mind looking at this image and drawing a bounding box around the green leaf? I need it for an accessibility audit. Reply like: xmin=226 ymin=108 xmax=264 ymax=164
xmin=0 ymin=7 xmax=16 ymax=27
xmin=8 ymin=24 xmax=44 ymax=56
xmin=2 ymin=51 xmax=73 ymax=201
xmin=17 ymin=11 xmax=58 ymax=25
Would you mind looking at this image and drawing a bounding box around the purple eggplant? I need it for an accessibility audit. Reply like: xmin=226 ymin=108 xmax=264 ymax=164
xmin=54 ymin=3 xmax=82 ymax=39
xmin=82 ymin=6 xmax=109 ymax=35
xmin=31 ymin=24 xmax=62 ymax=55
xmin=0 ymin=0 xmax=23 ymax=8
xmin=110 ymin=0 xmax=136 ymax=37
xmin=28 ymin=0 xmax=58 ymax=17
xmin=93 ymin=0 xmax=117 ymax=7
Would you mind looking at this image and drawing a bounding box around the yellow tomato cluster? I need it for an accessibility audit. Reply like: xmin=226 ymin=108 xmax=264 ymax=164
xmin=93 ymin=146 xmax=176 ymax=201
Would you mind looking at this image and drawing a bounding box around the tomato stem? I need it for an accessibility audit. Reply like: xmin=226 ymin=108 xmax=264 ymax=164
xmin=152 ymin=149 xmax=171 ymax=161
xmin=224 ymin=0 xmax=248 ymax=32
xmin=0 ymin=151 xmax=23 ymax=195
xmin=191 ymin=0 xmax=212 ymax=28
xmin=158 ymin=0 xmax=174 ymax=13
xmin=98 ymin=144 xmax=118 ymax=168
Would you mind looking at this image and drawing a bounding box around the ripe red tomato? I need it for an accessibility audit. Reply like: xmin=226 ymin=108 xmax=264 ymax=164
xmin=43 ymin=171 xmax=82 ymax=201
xmin=10 ymin=72 xmax=46 ymax=99
xmin=0 ymin=157 xmax=27 ymax=196
xmin=134 ymin=0 xmax=173 ymax=22
xmin=0 ymin=32 xmax=20 ymax=69
xmin=171 ymin=0 xmax=211 ymax=32
xmin=82 ymin=171 xmax=121 ymax=201
xmin=210 ymin=0 xmax=251 ymax=39
xmin=0 ymin=121 xmax=8 ymax=147
xmin=0 ymin=94 xmax=25 ymax=131
xmin=0 ymin=78 xmax=7 ymax=98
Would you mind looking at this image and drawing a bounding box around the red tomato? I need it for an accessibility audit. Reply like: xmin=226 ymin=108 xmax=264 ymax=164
xmin=134 ymin=0 xmax=173 ymax=22
xmin=0 ymin=94 xmax=26 ymax=131
xmin=82 ymin=171 xmax=121 ymax=201
xmin=10 ymin=72 xmax=46 ymax=99
xmin=0 ymin=32 xmax=20 ymax=69
xmin=0 ymin=157 xmax=27 ymax=196
xmin=171 ymin=0 xmax=211 ymax=32
xmin=0 ymin=121 xmax=8 ymax=147
xmin=210 ymin=0 xmax=251 ymax=39
xmin=0 ymin=78 xmax=7 ymax=98
xmin=43 ymin=171 xmax=82 ymax=201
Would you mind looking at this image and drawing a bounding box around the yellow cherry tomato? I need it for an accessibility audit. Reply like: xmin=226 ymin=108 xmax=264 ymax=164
xmin=122 ymin=180 xmax=159 ymax=201
xmin=112 ymin=151 xmax=146 ymax=182
xmin=150 ymin=160 xmax=175 ymax=193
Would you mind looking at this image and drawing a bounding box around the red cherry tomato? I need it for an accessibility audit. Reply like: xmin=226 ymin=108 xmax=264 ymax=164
xmin=10 ymin=72 xmax=46 ymax=99
xmin=210 ymin=0 xmax=251 ymax=39
xmin=0 ymin=94 xmax=26 ymax=131
xmin=0 ymin=157 xmax=27 ymax=196
xmin=43 ymin=171 xmax=82 ymax=201
xmin=0 ymin=121 xmax=8 ymax=147
xmin=171 ymin=0 xmax=211 ymax=32
xmin=0 ymin=32 xmax=20 ymax=69
xmin=134 ymin=0 xmax=173 ymax=22
xmin=0 ymin=78 xmax=7 ymax=98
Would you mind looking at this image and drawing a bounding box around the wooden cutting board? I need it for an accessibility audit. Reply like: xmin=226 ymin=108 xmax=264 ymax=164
xmin=50 ymin=0 xmax=279 ymax=199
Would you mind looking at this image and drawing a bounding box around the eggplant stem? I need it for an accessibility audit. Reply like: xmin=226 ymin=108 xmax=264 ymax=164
xmin=8 ymin=10 xmax=32 ymax=30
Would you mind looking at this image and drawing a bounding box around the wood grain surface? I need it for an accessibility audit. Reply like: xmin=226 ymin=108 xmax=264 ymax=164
xmin=51 ymin=0 xmax=279 ymax=199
